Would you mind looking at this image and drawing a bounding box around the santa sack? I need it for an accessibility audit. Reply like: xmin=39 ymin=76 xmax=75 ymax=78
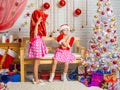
xmin=2 ymin=49 xmax=16 ymax=69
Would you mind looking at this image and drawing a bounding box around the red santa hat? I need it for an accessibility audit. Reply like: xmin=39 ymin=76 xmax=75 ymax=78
xmin=57 ymin=24 xmax=70 ymax=32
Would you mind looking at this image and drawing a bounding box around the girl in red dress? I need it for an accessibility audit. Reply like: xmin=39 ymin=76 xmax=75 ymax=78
xmin=49 ymin=24 xmax=76 ymax=82
xmin=28 ymin=9 xmax=48 ymax=84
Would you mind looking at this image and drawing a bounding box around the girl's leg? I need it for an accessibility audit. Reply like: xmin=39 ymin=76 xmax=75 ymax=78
xmin=33 ymin=59 xmax=40 ymax=82
xmin=64 ymin=62 xmax=69 ymax=73
xmin=51 ymin=60 xmax=58 ymax=73
xmin=61 ymin=62 xmax=69 ymax=81
xmin=49 ymin=60 xmax=58 ymax=82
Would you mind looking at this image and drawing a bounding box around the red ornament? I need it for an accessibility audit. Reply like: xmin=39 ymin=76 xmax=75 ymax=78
xmin=105 ymin=41 xmax=108 ymax=44
xmin=102 ymin=47 xmax=107 ymax=52
xmin=96 ymin=20 xmax=100 ymax=24
xmin=112 ymin=69 xmax=116 ymax=73
xmin=110 ymin=39 xmax=115 ymax=43
xmin=114 ymin=35 xmax=116 ymax=38
xmin=98 ymin=36 xmax=102 ymax=40
xmin=103 ymin=67 xmax=108 ymax=71
xmin=96 ymin=52 xmax=100 ymax=56
xmin=113 ymin=60 xmax=117 ymax=64
xmin=91 ymin=45 xmax=96 ymax=49
xmin=114 ymin=30 xmax=116 ymax=33
xmin=107 ymin=29 xmax=111 ymax=33
xmin=94 ymin=31 xmax=97 ymax=34
xmin=106 ymin=7 xmax=110 ymax=11
xmin=43 ymin=2 xmax=50 ymax=9
xmin=91 ymin=64 xmax=95 ymax=68
xmin=101 ymin=11 xmax=105 ymax=15
xmin=74 ymin=8 xmax=82 ymax=16
xmin=59 ymin=0 xmax=66 ymax=7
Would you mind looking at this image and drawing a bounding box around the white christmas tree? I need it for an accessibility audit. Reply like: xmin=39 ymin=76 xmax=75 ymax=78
xmin=86 ymin=0 xmax=120 ymax=73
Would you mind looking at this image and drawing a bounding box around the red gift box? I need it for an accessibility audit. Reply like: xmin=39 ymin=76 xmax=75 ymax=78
xmin=40 ymin=73 xmax=61 ymax=80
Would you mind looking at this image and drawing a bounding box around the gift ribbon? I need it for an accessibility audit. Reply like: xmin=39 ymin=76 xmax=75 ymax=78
xmin=78 ymin=66 xmax=91 ymax=78
xmin=104 ymin=74 xmax=118 ymax=90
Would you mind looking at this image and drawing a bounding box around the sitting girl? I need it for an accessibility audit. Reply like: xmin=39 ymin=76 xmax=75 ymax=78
xmin=49 ymin=24 xmax=76 ymax=82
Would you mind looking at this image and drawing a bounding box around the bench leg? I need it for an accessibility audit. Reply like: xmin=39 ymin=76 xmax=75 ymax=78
xmin=20 ymin=63 xmax=25 ymax=82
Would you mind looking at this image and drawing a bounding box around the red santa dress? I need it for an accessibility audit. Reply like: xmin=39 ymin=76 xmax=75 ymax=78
xmin=28 ymin=10 xmax=48 ymax=58
xmin=53 ymin=34 xmax=76 ymax=63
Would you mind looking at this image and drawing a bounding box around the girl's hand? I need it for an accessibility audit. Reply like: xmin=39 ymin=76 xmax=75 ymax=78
xmin=37 ymin=17 xmax=42 ymax=25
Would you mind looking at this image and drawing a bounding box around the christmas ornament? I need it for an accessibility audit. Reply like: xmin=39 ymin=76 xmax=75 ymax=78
xmin=59 ymin=0 xmax=66 ymax=7
xmin=43 ymin=2 xmax=50 ymax=10
xmin=94 ymin=15 xmax=98 ymax=18
xmin=74 ymin=8 xmax=82 ymax=16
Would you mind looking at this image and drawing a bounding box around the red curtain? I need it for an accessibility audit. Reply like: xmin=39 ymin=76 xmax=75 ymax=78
xmin=0 ymin=0 xmax=28 ymax=32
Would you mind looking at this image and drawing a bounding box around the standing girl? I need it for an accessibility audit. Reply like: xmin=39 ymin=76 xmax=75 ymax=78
xmin=49 ymin=24 xmax=76 ymax=82
xmin=28 ymin=9 xmax=48 ymax=84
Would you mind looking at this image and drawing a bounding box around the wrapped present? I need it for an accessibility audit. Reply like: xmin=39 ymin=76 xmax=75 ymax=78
xmin=7 ymin=73 xmax=20 ymax=82
xmin=69 ymin=68 xmax=78 ymax=80
xmin=104 ymin=74 xmax=119 ymax=90
xmin=78 ymin=66 xmax=92 ymax=81
xmin=54 ymin=73 xmax=61 ymax=80
xmin=80 ymin=77 xmax=91 ymax=86
xmin=0 ymin=83 xmax=8 ymax=90
xmin=96 ymin=69 xmax=111 ymax=74
xmin=88 ymin=72 xmax=103 ymax=87
xmin=40 ymin=73 xmax=61 ymax=80
xmin=40 ymin=73 xmax=49 ymax=80
xmin=99 ymin=80 xmax=108 ymax=89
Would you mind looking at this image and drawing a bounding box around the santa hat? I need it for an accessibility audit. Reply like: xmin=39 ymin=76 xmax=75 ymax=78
xmin=57 ymin=24 xmax=70 ymax=32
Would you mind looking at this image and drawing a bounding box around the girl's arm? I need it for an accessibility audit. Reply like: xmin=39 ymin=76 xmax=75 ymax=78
xmin=34 ymin=17 xmax=42 ymax=36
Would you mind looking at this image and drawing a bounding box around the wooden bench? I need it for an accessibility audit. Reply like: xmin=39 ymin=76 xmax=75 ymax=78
xmin=0 ymin=43 xmax=20 ymax=71
xmin=20 ymin=37 xmax=86 ymax=82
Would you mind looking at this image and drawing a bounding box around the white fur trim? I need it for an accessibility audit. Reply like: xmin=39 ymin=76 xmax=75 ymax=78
xmin=59 ymin=25 xmax=70 ymax=32
xmin=7 ymin=49 xmax=16 ymax=57
xmin=0 ymin=48 xmax=5 ymax=55
xmin=68 ymin=44 xmax=71 ymax=49
xmin=59 ymin=39 xmax=65 ymax=44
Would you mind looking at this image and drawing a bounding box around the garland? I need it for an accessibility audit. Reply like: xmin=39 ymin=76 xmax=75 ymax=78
xmin=73 ymin=0 xmax=75 ymax=28
xmin=86 ymin=0 xmax=88 ymax=26
xmin=81 ymin=0 xmax=84 ymax=28
xmin=66 ymin=0 xmax=68 ymax=24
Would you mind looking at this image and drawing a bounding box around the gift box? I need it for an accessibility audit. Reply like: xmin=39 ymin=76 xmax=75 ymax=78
xmin=69 ymin=68 xmax=78 ymax=80
xmin=96 ymin=69 xmax=111 ymax=74
xmin=80 ymin=76 xmax=91 ymax=86
xmin=88 ymin=72 xmax=103 ymax=87
xmin=78 ymin=66 xmax=91 ymax=81
xmin=40 ymin=73 xmax=49 ymax=80
xmin=104 ymin=74 xmax=119 ymax=90
xmin=7 ymin=73 xmax=20 ymax=82
xmin=40 ymin=73 xmax=61 ymax=80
